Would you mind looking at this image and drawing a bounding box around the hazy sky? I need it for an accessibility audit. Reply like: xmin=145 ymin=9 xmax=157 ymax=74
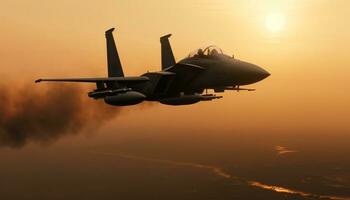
xmin=0 ymin=0 xmax=349 ymax=139
xmin=1 ymin=1 xmax=350 ymax=199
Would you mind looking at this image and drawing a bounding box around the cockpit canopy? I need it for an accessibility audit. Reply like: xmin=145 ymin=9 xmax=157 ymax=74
xmin=187 ymin=45 xmax=233 ymax=59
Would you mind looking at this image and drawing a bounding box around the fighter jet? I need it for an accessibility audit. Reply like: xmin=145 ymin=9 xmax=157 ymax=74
xmin=35 ymin=28 xmax=270 ymax=106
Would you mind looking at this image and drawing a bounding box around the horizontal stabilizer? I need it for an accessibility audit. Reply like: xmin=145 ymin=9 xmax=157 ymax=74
xmin=35 ymin=76 xmax=149 ymax=83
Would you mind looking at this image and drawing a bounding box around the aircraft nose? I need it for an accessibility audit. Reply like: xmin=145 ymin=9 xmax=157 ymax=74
xmin=256 ymin=67 xmax=270 ymax=79
xmin=231 ymin=60 xmax=270 ymax=84
xmin=248 ymin=64 xmax=270 ymax=82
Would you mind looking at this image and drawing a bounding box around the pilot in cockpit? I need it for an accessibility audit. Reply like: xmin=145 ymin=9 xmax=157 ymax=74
xmin=210 ymin=48 xmax=218 ymax=56
xmin=197 ymin=48 xmax=204 ymax=56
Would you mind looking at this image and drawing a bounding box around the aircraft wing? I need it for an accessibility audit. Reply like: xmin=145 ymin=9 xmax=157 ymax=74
xmin=35 ymin=76 xmax=149 ymax=83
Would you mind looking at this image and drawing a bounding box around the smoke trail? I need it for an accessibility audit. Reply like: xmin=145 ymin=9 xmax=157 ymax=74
xmin=0 ymin=83 xmax=120 ymax=148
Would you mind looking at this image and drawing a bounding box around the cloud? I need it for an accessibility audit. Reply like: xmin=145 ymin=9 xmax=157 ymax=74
xmin=0 ymin=83 xmax=120 ymax=148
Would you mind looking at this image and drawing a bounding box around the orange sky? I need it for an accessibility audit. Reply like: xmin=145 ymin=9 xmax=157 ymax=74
xmin=0 ymin=0 xmax=349 ymax=140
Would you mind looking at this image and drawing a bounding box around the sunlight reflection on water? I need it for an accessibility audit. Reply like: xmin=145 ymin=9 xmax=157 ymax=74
xmin=92 ymin=151 xmax=350 ymax=200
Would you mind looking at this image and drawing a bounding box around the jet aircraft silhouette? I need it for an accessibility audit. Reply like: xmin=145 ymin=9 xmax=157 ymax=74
xmin=36 ymin=28 xmax=270 ymax=106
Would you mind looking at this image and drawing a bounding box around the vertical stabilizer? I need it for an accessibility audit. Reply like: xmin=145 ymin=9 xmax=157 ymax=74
xmin=105 ymin=28 xmax=124 ymax=77
xmin=160 ymin=34 xmax=176 ymax=70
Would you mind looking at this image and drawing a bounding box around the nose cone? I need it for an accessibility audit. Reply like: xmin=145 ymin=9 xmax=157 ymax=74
xmin=255 ymin=67 xmax=270 ymax=80
xmin=240 ymin=62 xmax=270 ymax=84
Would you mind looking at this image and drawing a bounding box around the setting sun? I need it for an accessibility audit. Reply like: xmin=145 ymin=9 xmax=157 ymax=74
xmin=265 ymin=13 xmax=285 ymax=32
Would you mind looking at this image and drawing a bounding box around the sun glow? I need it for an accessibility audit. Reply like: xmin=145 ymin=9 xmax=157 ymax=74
xmin=265 ymin=13 xmax=285 ymax=32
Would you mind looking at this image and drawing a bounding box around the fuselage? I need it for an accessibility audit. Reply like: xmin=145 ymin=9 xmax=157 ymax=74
xmin=177 ymin=54 xmax=270 ymax=90
xmin=135 ymin=51 xmax=270 ymax=103
xmin=132 ymin=45 xmax=271 ymax=103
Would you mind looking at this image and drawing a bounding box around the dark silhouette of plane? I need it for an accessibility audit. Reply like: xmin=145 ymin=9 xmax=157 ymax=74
xmin=36 ymin=28 xmax=270 ymax=106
